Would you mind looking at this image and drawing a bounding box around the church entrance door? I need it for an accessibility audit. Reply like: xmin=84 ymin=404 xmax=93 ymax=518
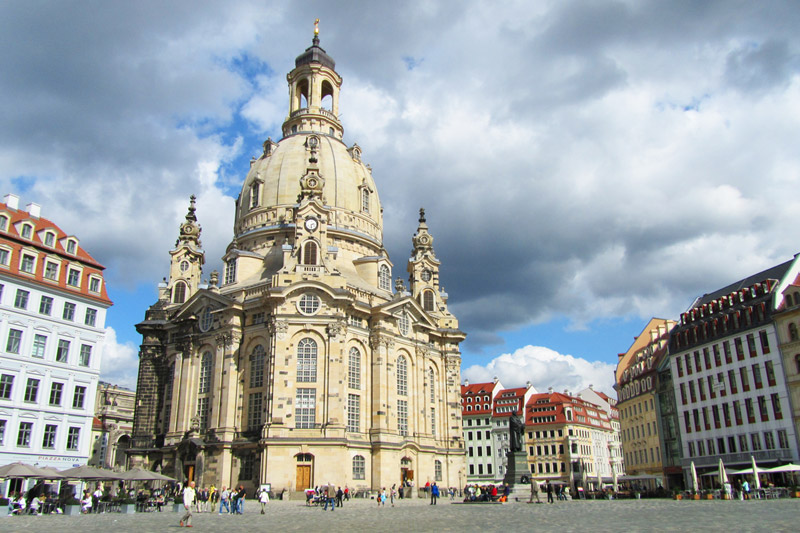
xmin=296 ymin=465 xmax=311 ymax=490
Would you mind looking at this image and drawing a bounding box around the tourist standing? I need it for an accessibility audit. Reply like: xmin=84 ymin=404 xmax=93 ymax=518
xmin=336 ymin=486 xmax=344 ymax=507
xmin=546 ymin=480 xmax=554 ymax=504
xmin=390 ymin=484 xmax=397 ymax=506
xmin=235 ymin=485 xmax=246 ymax=514
xmin=180 ymin=481 xmax=196 ymax=528
xmin=529 ymin=481 xmax=539 ymax=503
xmin=322 ymin=484 xmax=335 ymax=511
xmin=430 ymin=482 xmax=439 ymax=505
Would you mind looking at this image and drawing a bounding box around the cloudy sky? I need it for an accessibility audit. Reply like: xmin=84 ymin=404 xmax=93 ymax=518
xmin=2 ymin=1 xmax=799 ymax=394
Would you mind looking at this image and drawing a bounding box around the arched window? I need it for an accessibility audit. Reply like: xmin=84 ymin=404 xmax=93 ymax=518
xmin=297 ymin=338 xmax=317 ymax=382
xmin=348 ymin=347 xmax=361 ymax=389
xmin=173 ymin=281 xmax=187 ymax=304
xmin=0 ymin=215 xmax=7 ymax=231
xmin=361 ymin=189 xmax=370 ymax=214
xmin=352 ymin=455 xmax=365 ymax=480
xmin=198 ymin=351 xmax=212 ymax=394
xmin=378 ymin=264 xmax=391 ymax=291
xmin=434 ymin=459 xmax=442 ymax=481
xmin=397 ymin=355 xmax=407 ymax=396
xmin=302 ymin=241 xmax=318 ymax=265
xmin=423 ymin=290 xmax=435 ymax=312
xmin=790 ymin=323 xmax=798 ymax=341
xmin=795 ymin=355 xmax=800 ymax=374
xmin=250 ymin=345 xmax=265 ymax=388
xmin=428 ymin=368 xmax=435 ymax=403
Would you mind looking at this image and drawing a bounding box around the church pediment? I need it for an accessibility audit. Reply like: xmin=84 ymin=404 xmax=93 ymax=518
xmin=171 ymin=289 xmax=234 ymax=322
xmin=376 ymin=296 xmax=437 ymax=330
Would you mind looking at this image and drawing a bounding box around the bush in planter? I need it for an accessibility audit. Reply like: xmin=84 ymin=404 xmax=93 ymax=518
xmin=0 ymin=497 xmax=9 ymax=507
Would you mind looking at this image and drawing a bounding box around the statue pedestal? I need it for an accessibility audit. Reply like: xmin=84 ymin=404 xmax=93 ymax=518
xmin=502 ymin=451 xmax=530 ymax=488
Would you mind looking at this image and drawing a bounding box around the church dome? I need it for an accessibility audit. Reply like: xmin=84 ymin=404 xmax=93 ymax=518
xmin=236 ymin=133 xmax=382 ymax=247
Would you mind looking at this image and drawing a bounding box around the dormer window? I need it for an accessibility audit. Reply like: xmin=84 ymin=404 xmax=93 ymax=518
xmin=20 ymin=253 xmax=36 ymax=274
xmin=66 ymin=239 xmax=77 ymax=254
xmin=250 ymin=182 xmax=260 ymax=209
xmin=21 ymin=224 xmax=33 ymax=239
xmin=44 ymin=232 xmax=55 ymax=247
xmin=66 ymin=268 xmax=81 ymax=287
xmin=0 ymin=247 xmax=10 ymax=266
xmin=224 ymin=258 xmax=237 ymax=285
xmin=378 ymin=264 xmax=391 ymax=291
xmin=361 ymin=189 xmax=370 ymax=214
xmin=89 ymin=276 xmax=101 ymax=293
xmin=0 ymin=215 xmax=8 ymax=231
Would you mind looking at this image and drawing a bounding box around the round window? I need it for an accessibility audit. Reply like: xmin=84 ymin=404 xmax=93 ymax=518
xmin=298 ymin=293 xmax=321 ymax=315
xmin=180 ymin=260 xmax=190 ymax=272
xmin=199 ymin=306 xmax=213 ymax=332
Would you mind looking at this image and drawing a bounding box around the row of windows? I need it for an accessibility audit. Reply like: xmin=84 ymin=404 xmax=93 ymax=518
xmin=1 ymin=284 xmax=98 ymax=326
xmin=620 ymin=398 xmax=655 ymax=420
xmin=623 ymin=420 xmax=658 ymax=442
xmin=468 ymin=463 xmax=493 ymax=476
xmin=675 ymin=332 xmax=770 ymax=378
xmin=686 ymin=429 xmax=791 ymax=457
xmin=625 ymin=446 xmax=660 ymax=467
xmin=529 ymin=444 xmax=565 ymax=456
xmin=678 ymin=362 xmax=777 ymax=405
xmin=0 ymin=246 xmax=101 ymax=292
xmin=4 ymin=328 xmax=93 ymax=366
xmin=0 ymin=374 xmax=87 ymax=408
xmin=0 ymin=216 xmax=79 ymax=254
xmin=0 ymin=419 xmax=81 ymax=450
xmin=467 ymin=445 xmax=492 ymax=457
xmin=681 ymin=394 xmax=784 ymax=434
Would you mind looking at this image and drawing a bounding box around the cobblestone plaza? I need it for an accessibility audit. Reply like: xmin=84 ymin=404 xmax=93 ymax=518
xmin=2 ymin=497 xmax=798 ymax=532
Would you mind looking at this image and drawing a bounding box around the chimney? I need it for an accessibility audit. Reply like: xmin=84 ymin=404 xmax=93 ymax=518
xmin=3 ymin=193 xmax=19 ymax=210
xmin=26 ymin=203 xmax=41 ymax=218
xmin=548 ymin=387 xmax=553 ymax=394
xmin=464 ymin=379 xmax=469 ymax=387
xmin=589 ymin=384 xmax=594 ymax=390
xmin=493 ymin=376 xmax=499 ymax=384
xmin=526 ymin=380 xmax=532 ymax=389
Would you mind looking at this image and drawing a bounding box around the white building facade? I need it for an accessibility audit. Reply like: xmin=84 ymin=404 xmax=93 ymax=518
xmin=669 ymin=259 xmax=800 ymax=482
xmin=0 ymin=194 xmax=111 ymax=495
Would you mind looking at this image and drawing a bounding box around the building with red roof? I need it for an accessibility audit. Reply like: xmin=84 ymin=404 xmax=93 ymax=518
xmin=461 ymin=378 xmax=503 ymax=484
xmin=0 ymin=193 xmax=112 ymax=496
xmin=524 ymin=389 xmax=618 ymax=490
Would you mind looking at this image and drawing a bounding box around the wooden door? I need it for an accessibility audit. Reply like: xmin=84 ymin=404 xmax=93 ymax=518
xmin=296 ymin=465 xmax=311 ymax=490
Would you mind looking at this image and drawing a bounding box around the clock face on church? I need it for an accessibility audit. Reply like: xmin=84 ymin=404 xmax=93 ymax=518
xmin=304 ymin=217 xmax=318 ymax=232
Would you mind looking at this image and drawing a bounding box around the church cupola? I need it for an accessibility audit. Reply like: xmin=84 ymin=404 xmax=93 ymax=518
xmin=283 ymin=21 xmax=344 ymax=140
xmin=162 ymin=195 xmax=205 ymax=305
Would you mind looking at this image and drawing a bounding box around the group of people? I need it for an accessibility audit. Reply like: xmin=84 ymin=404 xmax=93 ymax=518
xmin=305 ymin=484 xmax=349 ymax=509
xmin=179 ymin=481 xmax=251 ymax=527
xmin=462 ymin=483 xmax=511 ymax=503
xmin=7 ymin=492 xmax=47 ymax=515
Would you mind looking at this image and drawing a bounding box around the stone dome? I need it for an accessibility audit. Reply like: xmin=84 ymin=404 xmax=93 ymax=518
xmin=236 ymin=133 xmax=383 ymax=250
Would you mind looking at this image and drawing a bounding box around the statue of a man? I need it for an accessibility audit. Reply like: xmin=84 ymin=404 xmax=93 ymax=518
xmin=509 ymin=409 xmax=524 ymax=452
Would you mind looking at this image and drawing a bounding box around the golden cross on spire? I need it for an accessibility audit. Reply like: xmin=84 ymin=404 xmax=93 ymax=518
xmin=314 ymin=18 xmax=319 ymax=35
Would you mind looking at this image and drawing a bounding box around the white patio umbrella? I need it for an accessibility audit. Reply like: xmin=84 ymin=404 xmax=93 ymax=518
xmin=690 ymin=461 xmax=699 ymax=492
xmin=751 ymin=456 xmax=761 ymax=490
xmin=718 ymin=458 xmax=728 ymax=486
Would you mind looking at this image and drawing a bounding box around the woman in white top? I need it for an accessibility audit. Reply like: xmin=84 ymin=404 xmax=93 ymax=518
xmin=259 ymin=488 xmax=269 ymax=514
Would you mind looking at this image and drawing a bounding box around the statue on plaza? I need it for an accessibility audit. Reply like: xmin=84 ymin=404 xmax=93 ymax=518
xmin=509 ymin=409 xmax=524 ymax=452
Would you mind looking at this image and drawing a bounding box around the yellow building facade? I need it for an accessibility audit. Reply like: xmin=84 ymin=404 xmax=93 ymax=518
xmin=128 ymin=32 xmax=466 ymax=495
xmin=616 ymin=318 xmax=675 ymax=479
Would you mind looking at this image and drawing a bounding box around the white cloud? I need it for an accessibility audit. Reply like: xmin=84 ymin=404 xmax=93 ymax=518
xmin=462 ymin=345 xmax=616 ymax=396
xmin=99 ymin=327 xmax=139 ymax=391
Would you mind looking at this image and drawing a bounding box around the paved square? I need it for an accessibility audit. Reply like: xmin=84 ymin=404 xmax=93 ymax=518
xmin=1 ymin=497 xmax=798 ymax=532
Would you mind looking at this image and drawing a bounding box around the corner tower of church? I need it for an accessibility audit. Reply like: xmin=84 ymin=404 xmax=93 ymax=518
xmin=129 ymin=28 xmax=466 ymax=495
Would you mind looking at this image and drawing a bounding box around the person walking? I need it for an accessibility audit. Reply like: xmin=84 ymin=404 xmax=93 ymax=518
xmin=528 ymin=481 xmax=539 ymax=503
xmin=546 ymin=480 xmax=554 ymax=504
xmin=259 ymin=487 xmax=269 ymax=514
xmin=219 ymin=486 xmax=230 ymax=514
xmin=180 ymin=480 xmax=196 ymax=528
xmin=430 ymin=482 xmax=439 ymax=505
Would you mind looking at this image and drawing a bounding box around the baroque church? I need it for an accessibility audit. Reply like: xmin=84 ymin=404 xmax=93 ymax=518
xmin=129 ymin=31 xmax=467 ymax=494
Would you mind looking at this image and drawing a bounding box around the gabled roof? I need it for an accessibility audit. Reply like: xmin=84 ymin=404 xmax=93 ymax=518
xmin=461 ymin=381 xmax=500 ymax=416
xmin=695 ymin=259 xmax=792 ymax=307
